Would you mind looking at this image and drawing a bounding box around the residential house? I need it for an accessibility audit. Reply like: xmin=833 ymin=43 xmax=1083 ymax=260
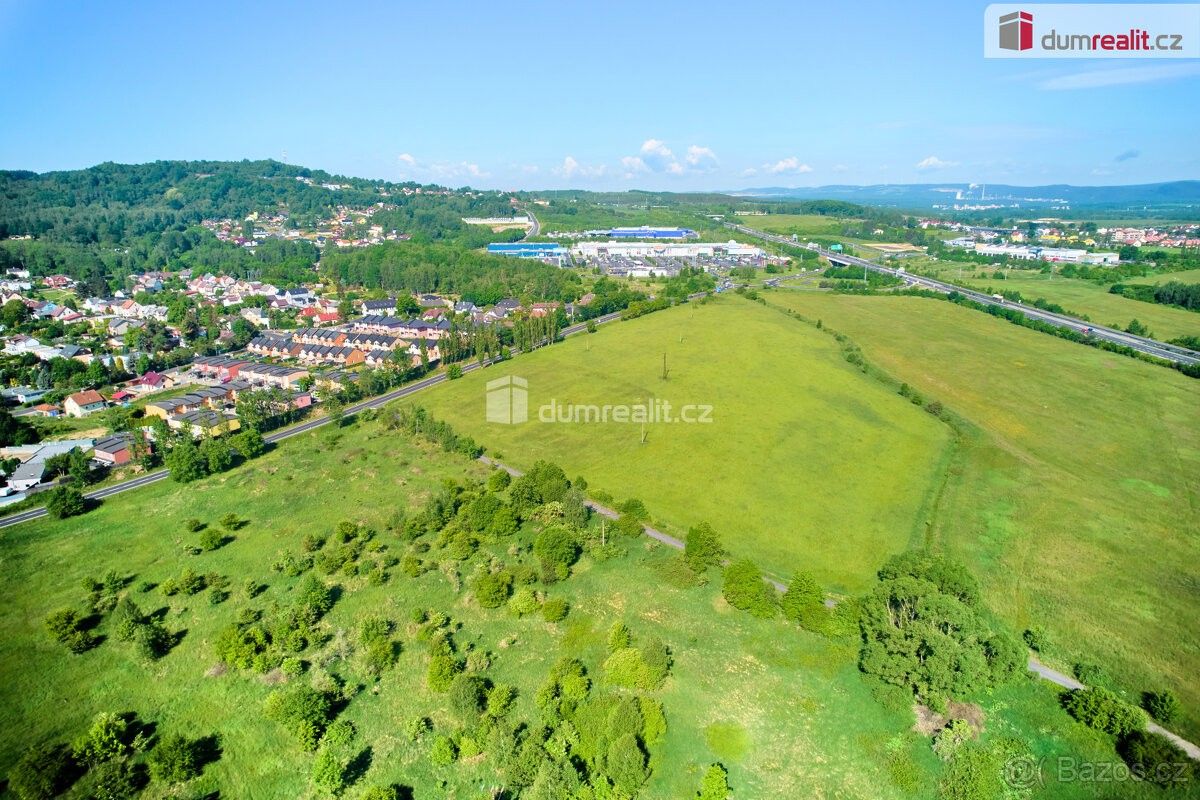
xmin=362 ymin=297 xmax=398 ymax=315
xmin=170 ymin=409 xmax=241 ymax=438
xmin=64 ymin=389 xmax=106 ymax=418
xmin=92 ymin=433 xmax=149 ymax=466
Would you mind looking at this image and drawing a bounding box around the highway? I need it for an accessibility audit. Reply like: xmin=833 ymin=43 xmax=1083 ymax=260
xmin=0 ymin=309 xmax=627 ymax=530
xmin=727 ymin=223 xmax=1200 ymax=367
xmin=521 ymin=207 xmax=540 ymax=240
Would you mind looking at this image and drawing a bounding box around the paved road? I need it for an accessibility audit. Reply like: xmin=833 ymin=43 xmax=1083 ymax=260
xmin=521 ymin=207 xmax=540 ymax=241
xmin=728 ymin=223 xmax=1200 ymax=367
xmin=0 ymin=307 xmax=633 ymax=530
xmin=1029 ymin=657 xmax=1200 ymax=760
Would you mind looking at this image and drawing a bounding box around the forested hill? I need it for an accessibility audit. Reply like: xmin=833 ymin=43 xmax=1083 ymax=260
xmin=0 ymin=160 xmax=523 ymax=293
xmin=0 ymin=160 xmax=514 ymax=243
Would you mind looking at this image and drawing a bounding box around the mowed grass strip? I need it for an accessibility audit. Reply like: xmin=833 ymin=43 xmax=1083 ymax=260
xmin=411 ymin=297 xmax=951 ymax=593
xmin=761 ymin=290 xmax=1200 ymax=741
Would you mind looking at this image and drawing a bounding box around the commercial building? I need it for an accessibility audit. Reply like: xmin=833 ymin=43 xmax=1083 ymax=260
xmin=572 ymin=240 xmax=765 ymax=260
xmin=487 ymin=242 xmax=569 ymax=266
xmin=608 ymin=226 xmax=697 ymax=239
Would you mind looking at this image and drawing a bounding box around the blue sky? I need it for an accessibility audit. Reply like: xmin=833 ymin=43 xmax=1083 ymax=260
xmin=0 ymin=0 xmax=1197 ymax=189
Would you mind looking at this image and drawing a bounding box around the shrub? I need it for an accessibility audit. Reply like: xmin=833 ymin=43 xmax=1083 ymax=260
xmin=697 ymin=763 xmax=731 ymax=800
xmin=722 ymin=560 xmax=777 ymax=618
xmin=72 ymin=712 xmax=129 ymax=765
xmin=607 ymin=621 xmax=631 ymax=653
xmin=427 ymin=654 xmax=459 ymax=692
xmin=183 ymin=518 xmax=204 ymax=532
xmin=46 ymin=486 xmax=86 ymax=519
xmin=430 ymin=734 xmax=457 ymax=766
xmin=533 ymin=525 xmax=580 ymax=570
xmin=219 ymin=512 xmax=242 ymax=531
xmin=311 ymin=748 xmax=347 ymax=796
xmin=7 ymin=743 xmax=74 ymax=800
xmin=474 ymin=570 xmax=512 ymax=609
xmin=448 ymin=674 xmax=487 ymax=722
xmin=263 ymin=686 xmax=332 ymax=750
xmin=1142 ymin=689 xmax=1180 ymax=724
xmin=508 ymin=586 xmax=540 ymax=617
xmin=781 ymin=570 xmax=823 ymax=623
xmin=683 ymin=522 xmax=725 ymax=572
xmin=541 ymin=597 xmax=569 ymax=622
xmin=1022 ymin=627 xmax=1047 ymax=652
xmin=1062 ymin=687 xmax=1146 ymax=737
xmin=487 ymin=469 xmax=511 ymax=492
xmin=148 ymin=733 xmax=201 ymax=784
xmin=1119 ymin=730 xmax=1194 ymax=787
xmin=1072 ymin=662 xmax=1109 ymax=687
xmin=199 ymin=529 xmax=224 ymax=551
xmin=86 ymin=757 xmax=137 ymax=800
xmin=321 ymin=720 xmax=355 ymax=749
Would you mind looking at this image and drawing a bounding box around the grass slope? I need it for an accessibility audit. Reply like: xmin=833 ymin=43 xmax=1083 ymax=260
xmin=761 ymin=290 xmax=1200 ymax=740
xmin=0 ymin=413 xmax=920 ymax=799
xmin=411 ymin=297 xmax=951 ymax=593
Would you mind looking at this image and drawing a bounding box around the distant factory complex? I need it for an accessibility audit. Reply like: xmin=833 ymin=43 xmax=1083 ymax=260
xmin=949 ymin=239 xmax=1120 ymax=264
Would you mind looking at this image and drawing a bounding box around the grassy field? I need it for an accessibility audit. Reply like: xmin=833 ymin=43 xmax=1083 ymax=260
xmin=955 ymin=271 xmax=1200 ymax=341
xmin=738 ymin=214 xmax=850 ymax=237
xmin=759 ymin=289 xmax=1200 ymax=741
xmin=0 ymin=374 xmax=1179 ymax=799
xmin=1129 ymin=267 xmax=1200 ymax=285
xmin=410 ymin=297 xmax=951 ymax=593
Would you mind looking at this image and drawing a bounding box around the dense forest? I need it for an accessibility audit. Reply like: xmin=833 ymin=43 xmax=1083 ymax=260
xmin=320 ymin=242 xmax=582 ymax=305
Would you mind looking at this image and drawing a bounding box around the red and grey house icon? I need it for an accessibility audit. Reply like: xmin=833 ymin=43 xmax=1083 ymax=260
xmin=999 ymin=10 xmax=1034 ymax=51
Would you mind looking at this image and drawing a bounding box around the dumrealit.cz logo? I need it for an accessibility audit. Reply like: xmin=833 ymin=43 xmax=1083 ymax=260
xmin=985 ymin=4 xmax=1200 ymax=58
xmin=484 ymin=375 xmax=714 ymax=426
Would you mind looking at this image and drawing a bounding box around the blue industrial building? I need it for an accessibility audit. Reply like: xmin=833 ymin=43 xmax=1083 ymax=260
xmin=487 ymin=242 xmax=569 ymax=266
xmin=608 ymin=226 xmax=697 ymax=239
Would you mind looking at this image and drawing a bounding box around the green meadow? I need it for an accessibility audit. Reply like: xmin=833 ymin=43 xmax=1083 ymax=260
xmin=761 ymin=290 xmax=1200 ymax=741
xmin=954 ymin=270 xmax=1200 ymax=341
xmin=411 ymin=297 xmax=951 ymax=593
xmin=0 ymin=366 xmax=1180 ymax=799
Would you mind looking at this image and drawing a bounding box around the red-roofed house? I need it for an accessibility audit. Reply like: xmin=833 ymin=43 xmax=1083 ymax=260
xmin=64 ymin=389 xmax=106 ymax=418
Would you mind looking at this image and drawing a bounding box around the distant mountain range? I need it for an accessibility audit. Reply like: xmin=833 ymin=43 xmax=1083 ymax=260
xmin=731 ymin=181 xmax=1200 ymax=210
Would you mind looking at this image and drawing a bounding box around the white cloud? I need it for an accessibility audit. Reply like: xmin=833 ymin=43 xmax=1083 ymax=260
xmin=916 ymin=155 xmax=957 ymax=170
xmin=685 ymin=145 xmax=719 ymax=171
xmin=557 ymin=155 xmax=605 ymax=180
xmin=620 ymin=139 xmax=717 ymax=176
xmin=767 ymin=157 xmax=813 ymax=175
xmin=1040 ymin=63 xmax=1200 ymax=90
xmin=831 ymin=164 xmax=849 ymax=173
xmin=396 ymin=153 xmax=489 ymax=181
xmin=638 ymin=138 xmax=676 ymax=172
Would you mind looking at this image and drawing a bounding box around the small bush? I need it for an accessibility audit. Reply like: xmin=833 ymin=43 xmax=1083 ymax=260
xmin=541 ymin=598 xmax=569 ymax=622
xmin=183 ymin=518 xmax=204 ymax=532
xmin=1142 ymin=689 xmax=1180 ymax=724
xmin=1062 ymin=687 xmax=1146 ymax=737
xmin=1119 ymin=730 xmax=1194 ymax=787
xmin=198 ymin=529 xmax=224 ymax=551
